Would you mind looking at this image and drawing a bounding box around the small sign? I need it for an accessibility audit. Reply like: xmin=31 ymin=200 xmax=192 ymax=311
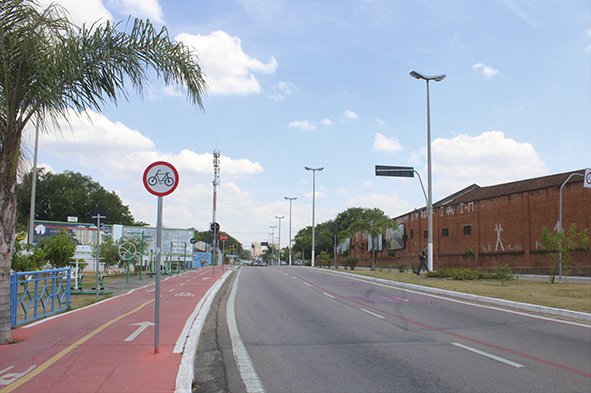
xmin=220 ymin=234 xmax=228 ymax=241
xmin=211 ymin=222 xmax=220 ymax=232
xmin=190 ymin=238 xmax=197 ymax=244
xmin=585 ymin=168 xmax=591 ymax=189
xmin=67 ymin=216 xmax=78 ymax=222
xmin=143 ymin=161 xmax=179 ymax=197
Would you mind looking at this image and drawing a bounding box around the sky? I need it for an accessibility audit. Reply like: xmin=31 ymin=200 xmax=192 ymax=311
xmin=22 ymin=0 xmax=590 ymax=250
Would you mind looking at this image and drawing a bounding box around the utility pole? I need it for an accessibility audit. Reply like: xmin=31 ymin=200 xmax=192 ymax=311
xmin=212 ymin=150 xmax=220 ymax=270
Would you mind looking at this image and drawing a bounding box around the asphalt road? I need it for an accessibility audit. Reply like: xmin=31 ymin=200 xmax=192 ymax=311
xmin=215 ymin=266 xmax=591 ymax=393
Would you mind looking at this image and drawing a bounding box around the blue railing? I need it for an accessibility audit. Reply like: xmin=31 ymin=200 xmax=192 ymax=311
xmin=10 ymin=268 xmax=71 ymax=328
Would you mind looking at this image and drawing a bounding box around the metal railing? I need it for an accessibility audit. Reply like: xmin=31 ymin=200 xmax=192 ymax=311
xmin=10 ymin=268 xmax=71 ymax=328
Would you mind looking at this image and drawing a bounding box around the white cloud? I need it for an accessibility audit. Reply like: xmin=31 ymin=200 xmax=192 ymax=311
xmin=320 ymin=118 xmax=334 ymax=126
xmin=376 ymin=119 xmax=386 ymax=125
xmin=41 ymin=0 xmax=112 ymax=26
xmin=343 ymin=191 xmax=413 ymax=219
xmin=344 ymin=109 xmax=359 ymax=119
xmin=373 ymin=133 xmax=403 ymax=152
xmin=472 ymin=63 xmax=500 ymax=79
xmin=288 ymin=120 xmax=317 ymax=131
xmin=363 ymin=180 xmax=373 ymax=187
xmin=177 ymin=30 xmax=278 ymax=95
xmin=268 ymin=81 xmax=296 ymax=100
xmin=432 ymin=130 xmax=547 ymax=187
xmin=105 ymin=0 xmax=164 ymax=23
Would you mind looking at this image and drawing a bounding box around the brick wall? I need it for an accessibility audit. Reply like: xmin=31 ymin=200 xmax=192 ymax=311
xmin=351 ymin=179 xmax=590 ymax=275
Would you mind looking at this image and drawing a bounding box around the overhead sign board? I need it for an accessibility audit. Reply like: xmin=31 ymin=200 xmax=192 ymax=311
xmin=375 ymin=165 xmax=415 ymax=178
xmin=585 ymin=168 xmax=591 ymax=189
xmin=143 ymin=161 xmax=179 ymax=197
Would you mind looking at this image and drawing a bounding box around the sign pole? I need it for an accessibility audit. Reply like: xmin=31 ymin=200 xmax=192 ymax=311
xmin=155 ymin=196 xmax=162 ymax=353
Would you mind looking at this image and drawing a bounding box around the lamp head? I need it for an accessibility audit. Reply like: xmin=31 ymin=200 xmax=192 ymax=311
xmin=410 ymin=71 xmax=446 ymax=82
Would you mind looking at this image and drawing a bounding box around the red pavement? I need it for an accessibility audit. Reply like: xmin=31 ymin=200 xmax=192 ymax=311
xmin=0 ymin=267 xmax=230 ymax=393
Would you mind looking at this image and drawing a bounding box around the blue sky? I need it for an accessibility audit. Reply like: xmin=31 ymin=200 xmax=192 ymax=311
xmin=24 ymin=0 xmax=590 ymax=249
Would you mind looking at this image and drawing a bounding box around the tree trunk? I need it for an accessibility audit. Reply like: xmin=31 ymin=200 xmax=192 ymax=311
xmin=0 ymin=155 xmax=18 ymax=343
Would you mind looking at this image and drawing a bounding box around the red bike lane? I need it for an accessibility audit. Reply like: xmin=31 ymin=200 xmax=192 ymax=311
xmin=0 ymin=267 xmax=231 ymax=393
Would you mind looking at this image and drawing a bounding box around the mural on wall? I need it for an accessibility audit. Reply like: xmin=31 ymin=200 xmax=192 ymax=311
xmin=33 ymin=220 xmax=111 ymax=245
xmin=385 ymin=224 xmax=405 ymax=250
xmin=481 ymin=223 xmax=523 ymax=252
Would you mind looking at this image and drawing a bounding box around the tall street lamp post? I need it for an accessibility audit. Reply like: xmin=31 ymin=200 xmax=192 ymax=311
xmin=285 ymin=197 xmax=297 ymax=265
xmin=305 ymin=167 xmax=323 ymax=267
xmin=269 ymin=225 xmax=277 ymax=265
xmin=410 ymin=71 xmax=445 ymax=272
xmin=276 ymin=215 xmax=284 ymax=264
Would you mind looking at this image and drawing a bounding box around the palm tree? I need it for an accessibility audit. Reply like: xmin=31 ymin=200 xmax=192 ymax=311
xmin=0 ymin=0 xmax=206 ymax=342
xmin=348 ymin=208 xmax=397 ymax=271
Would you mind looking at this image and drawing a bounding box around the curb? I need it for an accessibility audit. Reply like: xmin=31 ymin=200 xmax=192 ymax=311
xmin=309 ymin=267 xmax=591 ymax=323
xmin=174 ymin=269 xmax=234 ymax=393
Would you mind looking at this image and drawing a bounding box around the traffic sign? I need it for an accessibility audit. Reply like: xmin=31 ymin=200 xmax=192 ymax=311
xmin=375 ymin=165 xmax=414 ymax=177
xmin=211 ymin=222 xmax=220 ymax=232
xmin=143 ymin=161 xmax=179 ymax=197
xmin=190 ymin=238 xmax=197 ymax=244
xmin=220 ymin=234 xmax=228 ymax=241
xmin=585 ymin=168 xmax=591 ymax=189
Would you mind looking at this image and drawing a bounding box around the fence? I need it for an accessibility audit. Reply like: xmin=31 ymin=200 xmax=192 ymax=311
xmin=10 ymin=268 xmax=71 ymax=328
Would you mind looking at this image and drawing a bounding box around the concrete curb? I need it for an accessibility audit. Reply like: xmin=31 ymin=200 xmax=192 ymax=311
xmin=175 ymin=269 xmax=234 ymax=393
xmin=310 ymin=267 xmax=591 ymax=323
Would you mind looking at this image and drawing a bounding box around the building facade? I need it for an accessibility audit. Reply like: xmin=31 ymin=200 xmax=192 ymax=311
xmin=346 ymin=170 xmax=590 ymax=275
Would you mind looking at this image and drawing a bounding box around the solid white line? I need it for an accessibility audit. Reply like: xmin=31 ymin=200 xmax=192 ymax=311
xmin=451 ymin=342 xmax=524 ymax=368
xmin=227 ymin=269 xmax=266 ymax=393
xmin=361 ymin=308 xmax=385 ymax=319
xmin=303 ymin=282 xmax=312 ymax=287
xmin=322 ymin=292 xmax=335 ymax=299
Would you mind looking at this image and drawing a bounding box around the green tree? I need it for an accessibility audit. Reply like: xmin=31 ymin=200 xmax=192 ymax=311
xmin=540 ymin=223 xmax=590 ymax=283
xmin=0 ymin=0 xmax=206 ymax=342
xmin=37 ymin=229 xmax=76 ymax=268
xmin=348 ymin=208 xmax=397 ymax=271
xmin=17 ymin=169 xmax=139 ymax=226
xmin=10 ymin=232 xmax=46 ymax=272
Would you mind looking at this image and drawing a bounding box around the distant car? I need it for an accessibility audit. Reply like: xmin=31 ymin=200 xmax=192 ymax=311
xmin=280 ymin=260 xmax=287 ymax=265
xmin=293 ymin=259 xmax=303 ymax=265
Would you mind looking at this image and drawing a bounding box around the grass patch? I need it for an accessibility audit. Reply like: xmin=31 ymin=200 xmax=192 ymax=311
xmin=326 ymin=269 xmax=591 ymax=314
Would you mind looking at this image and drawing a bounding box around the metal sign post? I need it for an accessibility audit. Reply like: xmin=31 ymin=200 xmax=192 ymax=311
xmin=91 ymin=206 xmax=108 ymax=301
xmin=144 ymin=161 xmax=179 ymax=354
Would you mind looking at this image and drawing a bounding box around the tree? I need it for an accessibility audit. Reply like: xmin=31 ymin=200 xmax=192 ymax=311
xmin=37 ymin=229 xmax=76 ymax=268
xmin=17 ymin=169 xmax=139 ymax=227
xmin=0 ymin=0 xmax=206 ymax=342
xmin=540 ymin=223 xmax=590 ymax=283
xmin=347 ymin=208 xmax=397 ymax=271
xmin=10 ymin=232 xmax=46 ymax=272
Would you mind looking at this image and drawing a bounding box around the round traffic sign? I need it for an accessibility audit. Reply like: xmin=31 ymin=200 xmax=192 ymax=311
xmin=143 ymin=161 xmax=179 ymax=196
xmin=220 ymin=234 xmax=227 ymax=241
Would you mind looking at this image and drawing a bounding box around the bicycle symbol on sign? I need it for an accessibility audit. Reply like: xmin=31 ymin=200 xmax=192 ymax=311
xmin=147 ymin=170 xmax=174 ymax=187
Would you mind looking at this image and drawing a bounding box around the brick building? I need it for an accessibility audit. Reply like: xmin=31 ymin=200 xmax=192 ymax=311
xmin=347 ymin=170 xmax=590 ymax=275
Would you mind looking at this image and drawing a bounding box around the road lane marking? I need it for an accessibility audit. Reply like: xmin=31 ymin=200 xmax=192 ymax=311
xmin=322 ymin=292 xmax=335 ymax=299
xmin=451 ymin=342 xmax=524 ymax=368
xmin=227 ymin=269 xmax=266 ymax=393
xmin=361 ymin=308 xmax=385 ymax=319
xmin=0 ymin=299 xmax=154 ymax=393
xmin=124 ymin=322 xmax=155 ymax=342
xmin=303 ymin=282 xmax=312 ymax=287
xmin=168 ymin=288 xmax=176 ymax=292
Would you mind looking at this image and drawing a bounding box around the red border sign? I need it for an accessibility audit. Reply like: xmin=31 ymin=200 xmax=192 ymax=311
xmin=143 ymin=161 xmax=179 ymax=197
xmin=220 ymin=234 xmax=228 ymax=241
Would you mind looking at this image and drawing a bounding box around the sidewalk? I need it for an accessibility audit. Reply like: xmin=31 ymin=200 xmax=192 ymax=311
xmin=0 ymin=266 xmax=233 ymax=393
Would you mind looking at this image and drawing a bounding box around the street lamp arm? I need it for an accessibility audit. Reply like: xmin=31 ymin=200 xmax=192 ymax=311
xmin=410 ymin=71 xmax=446 ymax=82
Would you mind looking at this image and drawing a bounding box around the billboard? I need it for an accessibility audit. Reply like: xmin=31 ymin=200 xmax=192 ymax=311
xmin=385 ymin=224 xmax=405 ymax=251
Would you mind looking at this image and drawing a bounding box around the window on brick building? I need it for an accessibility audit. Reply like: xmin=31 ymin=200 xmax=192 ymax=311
xmin=410 ymin=229 xmax=414 ymax=239
xmin=442 ymin=228 xmax=449 ymax=237
xmin=423 ymin=230 xmax=428 ymax=239
xmin=463 ymin=225 xmax=472 ymax=235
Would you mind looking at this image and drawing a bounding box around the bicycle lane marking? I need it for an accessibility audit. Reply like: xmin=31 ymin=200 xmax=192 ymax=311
xmin=0 ymin=299 xmax=154 ymax=393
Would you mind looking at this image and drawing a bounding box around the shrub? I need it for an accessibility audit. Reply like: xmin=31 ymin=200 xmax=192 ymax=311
xmin=397 ymin=264 xmax=408 ymax=273
xmin=343 ymin=256 xmax=359 ymax=270
xmin=493 ymin=264 xmax=516 ymax=286
xmin=428 ymin=268 xmax=491 ymax=280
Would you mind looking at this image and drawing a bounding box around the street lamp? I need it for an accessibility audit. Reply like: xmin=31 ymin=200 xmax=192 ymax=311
xmin=285 ymin=197 xmax=297 ymax=265
xmin=269 ymin=225 xmax=277 ymax=265
xmin=305 ymin=167 xmax=323 ymax=267
xmin=276 ymin=215 xmax=284 ymax=264
xmin=410 ymin=71 xmax=446 ymax=272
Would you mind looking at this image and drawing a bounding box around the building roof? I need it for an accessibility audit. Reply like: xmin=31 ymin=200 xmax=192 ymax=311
xmin=449 ymin=169 xmax=586 ymax=205
xmin=396 ymin=170 xmax=586 ymax=220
